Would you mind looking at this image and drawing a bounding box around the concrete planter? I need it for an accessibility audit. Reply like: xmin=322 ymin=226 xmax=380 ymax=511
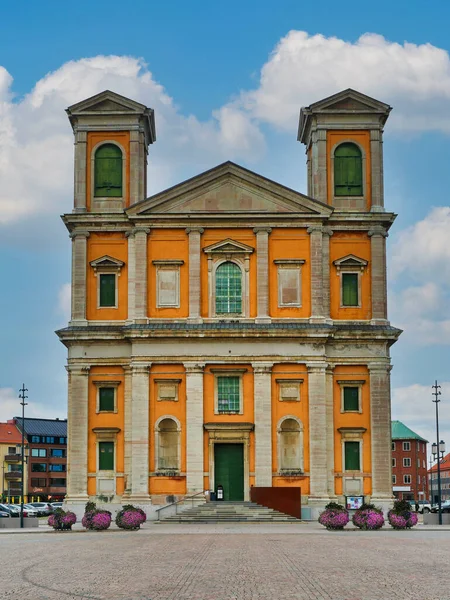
xmin=0 ymin=517 xmax=38 ymax=528
xmin=423 ymin=512 xmax=450 ymax=525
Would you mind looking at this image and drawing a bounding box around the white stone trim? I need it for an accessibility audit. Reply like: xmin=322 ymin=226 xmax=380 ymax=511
xmin=154 ymin=379 xmax=181 ymax=402
xmin=274 ymin=260 xmax=305 ymax=308
xmin=90 ymin=255 xmax=124 ymax=310
xmin=93 ymin=380 xmax=121 ymax=414
xmin=213 ymin=370 xmax=245 ymax=415
xmin=90 ymin=139 xmax=127 ymax=211
xmin=333 ymin=255 xmax=368 ymax=309
xmin=330 ymin=139 xmax=367 ymax=204
xmin=152 ymin=260 xmax=183 ymax=308
xmin=276 ymin=415 xmax=304 ymax=473
xmin=275 ymin=378 xmax=303 ymax=402
xmin=337 ymin=379 xmax=365 ymax=414
xmin=154 ymin=415 xmax=182 ymax=473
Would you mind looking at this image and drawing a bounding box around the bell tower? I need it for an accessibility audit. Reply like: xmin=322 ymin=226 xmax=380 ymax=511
xmin=298 ymin=89 xmax=391 ymax=212
xmin=66 ymin=90 xmax=156 ymax=213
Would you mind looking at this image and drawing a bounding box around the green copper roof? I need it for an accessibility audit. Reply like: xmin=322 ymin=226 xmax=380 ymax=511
xmin=391 ymin=420 xmax=428 ymax=442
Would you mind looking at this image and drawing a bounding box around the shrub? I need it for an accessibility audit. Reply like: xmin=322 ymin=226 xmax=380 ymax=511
xmin=115 ymin=504 xmax=147 ymax=530
xmin=388 ymin=499 xmax=419 ymax=530
xmin=352 ymin=503 xmax=385 ymax=530
xmin=48 ymin=508 xmax=77 ymax=531
xmin=318 ymin=502 xmax=349 ymax=530
xmin=81 ymin=501 xmax=112 ymax=531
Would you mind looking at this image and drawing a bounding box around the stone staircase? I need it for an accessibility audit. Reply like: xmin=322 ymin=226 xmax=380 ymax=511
xmin=158 ymin=501 xmax=300 ymax=523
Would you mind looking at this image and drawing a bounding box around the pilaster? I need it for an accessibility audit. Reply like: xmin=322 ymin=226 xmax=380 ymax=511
xmin=129 ymin=130 xmax=140 ymax=206
xmin=74 ymin=131 xmax=87 ymax=213
xmin=129 ymin=362 xmax=151 ymax=502
xmin=253 ymin=362 xmax=273 ymax=486
xmin=70 ymin=231 xmax=89 ymax=325
xmin=126 ymin=231 xmax=136 ymax=322
xmin=307 ymin=362 xmax=329 ymax=504
xmin=184 ymin=362 xmax=205 ymax=493
xmin=322 ymin=228 xmax=333 ymax=320
xmin=134 ymin=227 xmax=150 ymax=322
xmin=186 ymin=228 xmax=204 ymax=321
xmin=311 ymin=129 xmax=327 ymax=203
xmin=253 ymin=228 xmax=272 ymax=322
xmin=122 ymin=366 xmax=132 ymax=497
xmin=307 ymin=226 xmax=324 ymax=321
xmin=368 ymin=227 xmax=388 ymax=323
xmin=325 ymin=365 xmax=336 ymax=497
xmin=370 ymin=130 xmax=384 ymax=212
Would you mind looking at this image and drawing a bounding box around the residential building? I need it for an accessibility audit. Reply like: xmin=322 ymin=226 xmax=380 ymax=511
xmin=429 ymin=452 xmax=450 ymax=504
xmin=391 ymin=421 xmax=428 ymax=501
xmin=12 ymin=418 xmax=67 ymax=502
xmin=0 ymin=422 xmax=28 ymax=502
xmin=57 ymin=88 xmax=400 ymax=518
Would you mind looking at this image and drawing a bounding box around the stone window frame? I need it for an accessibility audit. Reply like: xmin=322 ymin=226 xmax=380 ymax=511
xmin=93 ymin=380 xmax=121 ymax=414
xmin=403 ymin=457 xmax=411 ymax=468
xmin=152 ymin=259 xmax=184 ymax=308
xmin=403 ymin=441 xmax=411 ymax=451
xmin=330 ymin=139 xmax=367 ymax=202
xmin=211 ymin=368 xmax=247 ymax=415
xmin=92 ymin=427 xmax=120 ymax=487
xmin=90 ymin=255 xmax=125 ymax=310
xmin=274 ymin=259 xmax=305 ymax=308
xmin=392 ymin=441 xmax=396 ymax=451
xmin=337 ymin=379 xmax=365 ymax=414
xmin=392 ymin=457 xmax=396 ymax=467
xmin=392 ymin=474 xmax=396 ymax=484
xmin=404 ymin=474 xmax=412 ymax=485
xmin=154 ymin=378 xmax=182 ymax=402
xmin=275 ymin=378 xmax=304 ymax=402
xmin=203 ymin=239 xmax=254 ymax=319
xmin=338 ymin=427 xmax=366 ymax=474
xmin=154 ymin=415 xmax=182 ymax=474
xmin=90 ymin=140 xmax=127 ymax=210
xmin=333 ymin=254 xmax=368 ymax=309
xmin=276 ymin=415 xmax=304 ymax=474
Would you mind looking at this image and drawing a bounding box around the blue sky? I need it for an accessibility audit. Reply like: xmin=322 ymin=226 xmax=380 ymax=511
xmin=0 ymin=0 xmax=449 ymax=451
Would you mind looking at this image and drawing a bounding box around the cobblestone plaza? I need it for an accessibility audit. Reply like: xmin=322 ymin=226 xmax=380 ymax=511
xmin=2 ymin=523 xmax=450 ymax=600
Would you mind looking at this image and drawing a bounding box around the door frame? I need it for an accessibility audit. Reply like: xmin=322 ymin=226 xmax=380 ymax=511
xmin=205 ymin=423 xmax=253 ymax=501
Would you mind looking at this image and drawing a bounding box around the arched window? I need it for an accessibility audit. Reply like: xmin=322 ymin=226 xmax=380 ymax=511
xmin=334 ymin=143 xmax=363 ymax=197
xmin=94 ymin=144 xmax=123 ymax=197
xmin=157 ymin=418 xmax=179 ymax=471
xmin=215 ymin=262 xmax=242 ymax=315
xmin=279 ymin=418 xmax=303 ymax=471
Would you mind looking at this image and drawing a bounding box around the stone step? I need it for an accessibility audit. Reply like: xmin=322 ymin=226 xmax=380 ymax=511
xmin=159 ymin=501 xmax=300 ymax=523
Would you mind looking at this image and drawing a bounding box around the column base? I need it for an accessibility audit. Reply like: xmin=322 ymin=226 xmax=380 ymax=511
xmin=127 ymin=494 xmax=152 ymax=504
xmin=307 ymin=496 xmax=331 ymax=519
xmin=254 ymin=317 xmax=271 ymax=324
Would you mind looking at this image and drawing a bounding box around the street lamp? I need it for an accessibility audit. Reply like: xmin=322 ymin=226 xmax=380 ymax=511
xmin=432 ymin=381 xmax=444 ymax=525
xmin=19 ymin=384 xmax=28 ymax=529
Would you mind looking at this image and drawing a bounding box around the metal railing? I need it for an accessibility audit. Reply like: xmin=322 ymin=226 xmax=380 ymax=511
xmin=155 ymin=491 xmax=206 ymax=521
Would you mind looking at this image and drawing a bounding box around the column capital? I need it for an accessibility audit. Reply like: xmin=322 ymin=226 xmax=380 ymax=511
xmin=306 ymin=361 xmax=328 ymax=373
xmin=185 ymin=227 xmax=204 ymax=235
xmin=69 ymin=230 xmax=90 ymax=239
xmin=130 ymin=361 xmax=151 ymax=374
xmin=66 ymin=364 xmax=90 ymax=375
xmin=253 ymin=227 xmax=272 ymax=235
xmin=133 ymin=226 xmax=151 ymax=236
xmin=252 ymin=362 xmax=273 ymax=374
xmin=184 ymin=362 xmax=205 ymax=374
xmin=307 ymin=225 xmax=323 ymax=235
xmin=368 ymin=227 xmax=388 ymax=238
xmin=323 ymin=227 xmax=334 ymax=237
xmin=368 ymin=361 xmax=391 ymax=373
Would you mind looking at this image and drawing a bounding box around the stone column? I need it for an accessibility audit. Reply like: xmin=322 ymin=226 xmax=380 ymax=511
xmin=307 ymin=226 xmax=324 ymax=321
xmin=253 ymin=362 xmax=273 ymax=486
xmin=122 ymin=366 xmax=132 ymax=497
xmin=368 ymin=227 xmax=388 ymax=322
xmin=311 ymin=129 xmax=327 ymax=203
xmin=66 ymin=365 xmax=89 ymax=503
xmin=70 ymin=231 xmax=89 ymax=324
xmin=134 ymin=227 xmax=150 ymax=322
xmin=126 ymin=231 xmax=136 ymax=322
xmin=129 ymin=362 xmax=151 ymax=501
xmin=253 ymin=228 xmax=272 ymax=322
xmin=184 ymin=362 xmax=205 ymax=493
xmin=74 ymin=131 xmax=87 ymax=212
xmin=129 ymin=130 xmax=140 ymax=206
xmin=369 ymin=362 xmax=393 ymax=511
xmin=307 ymin=362 xmax=329 ymax=509
xmin=186 ymin=228 xmax=204 ymax=321
xmin=370 ymin=130 xmax=384 ymax=212
xmin=322 ymin=228 xmax=333 ymax=320
xmin=325 ymin=365 xmax=336 ymax=497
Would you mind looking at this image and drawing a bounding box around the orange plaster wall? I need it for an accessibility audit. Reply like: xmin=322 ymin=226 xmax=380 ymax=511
xmin=148 ymin=229 xmax=189 ymax=318
xmin=149 ymin=364 xmax=187 ymax=496
xmin=332 ymin=365 xmax=372 ymax=496
xmin=326 ymin=130 xmax=372 ymax=209
xmin=86 ymin=233 xmax=128 ymax=321
xmin=329 ymin=232 xmax=372 ymax=320
xmin=271 ymin=363 xmax=310 ymax=495
xmin=269 ymin=228 xmax=311 ymax=318
xmin=200 ymin=229 xmax=257 ymax=318
xmin=87 ymin=366 xmax=125 ymax=495
xmin=86 ymin=131 xmax=130 ymax=211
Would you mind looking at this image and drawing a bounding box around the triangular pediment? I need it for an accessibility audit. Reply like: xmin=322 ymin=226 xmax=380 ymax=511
xmin=203 ymin=239 xmax=254 ymax=254
xmin=308 ymin=89 xmax=391 ymax=114
xmin=333 ymin=254 xmax=368 ymax=270
xmin=127 ymin=162 xmax=332 ymax=218
xmin=89 ymin=255 xmax=125 ymax=272
xmin=67 ymin=90 xmax=148 ymax=116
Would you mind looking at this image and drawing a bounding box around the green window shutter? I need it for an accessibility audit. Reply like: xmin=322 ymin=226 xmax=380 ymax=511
xmin=334 ymin=143 xmax=363 ymax=196
xmin=343 ymin=387 xmax=359 ymax=411
xmin=342 ymin=273 xmax=358 ymax=306
xmin=99 ymin=388 xmax=115 ymax=411
xmin=94 ymin=144 xmax=123 ymax=197
xmin=215 ymin=262 xmax=242 ymax=314
xmin=99 ymin=442 xmax=114 ymax=470
xmin=99 ymin=274 xmax=116 ymax=307
xmin=345 ymin=441 xmax=360 ymax=471
xmin=217 ymin=376 xmax=240 ymax=413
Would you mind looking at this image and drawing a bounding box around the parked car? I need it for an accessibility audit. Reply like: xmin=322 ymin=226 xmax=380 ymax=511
xmin=0 ymin=511 xmax=9 ymax=518
xmin=417 ymin=500 xmax=432 ymax=514
xmin=0 ymin=504 xmax=19 ymax=517
xmin=6 ymin=504 xmax=37 ymax=518
xmin=50 ymin=502 xmax=63 ymax=510
xmin=22 ymin=504 xmax=39 ymax=517
xmin=28 ymin=502 xmax=53 ymax=516
xmin=431 ymin=500 xmax=450 ymax=513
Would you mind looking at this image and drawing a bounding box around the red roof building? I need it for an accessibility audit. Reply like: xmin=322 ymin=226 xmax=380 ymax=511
xmin=0 ymin=422 xmax=28 ymax=501
xmin=428 ymin=452 xmax=450 ymax=504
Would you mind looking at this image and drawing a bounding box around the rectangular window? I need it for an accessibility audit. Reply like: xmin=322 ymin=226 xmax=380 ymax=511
xmin=49 ymin=464 xmax=66 ymax=472
xmin=342 ymin=273 xmax=359 ymax=306
xmin=50 ymin=478 xmax=66 ymax=487
xmin=392 ymin=475 xmax=396 ymax=484
xmin=417 ymin=459 xmax=421 ymax=468
xmin=343 ymin=387 xmax=359 ymax=411
xmin=403 ymin=458 xmax=411 ymax=467
xmin=217 ymin=376 xmax=240 ymax=413
xmin=423 ymin=460 xmax=426 ymax=469
xmin=51 ymin=449 xmax=65 ymax=458
xmin=45 ymin=437 xmax=55 ymax=444
xmin=404 ymin=474 xmax=412 ymax=484
xmin=99 ymin=442 xmax=114 ymax=471
xmin=277 ymin=266 xmax=301 ymax=307
xmin=59 ymin=437 xmax=66 ymax=444
xmin=8 ymin=464 xmax=21 ymax=472
xmin=99 ymin=387 xmax=115 ymax=412
xmin=31 ymin=436 xmax=40 ymax=443
xmin=344 ymin=441 xmax=360 ymax=471
xmin=31 ymin=449 xmax=47 ymax=458
xmin=31 ymin=478 xmax=46 ymax=487
xmin=403 ymin=442 xmax=411 ymax=451
xmin=31 ymin=463 xmax=47 ymax=472
xmin=157 ymin=268 xmax=180 ymax=307
xmin=392 ymin=458 xmax=396 ymax=467
xmin=8 ymin=446 xmax=16 ymax=454
xmin=99 ymin=273 xmax=116 ymax=307
xmin=392 ymin=441 xmax=395 ymax=451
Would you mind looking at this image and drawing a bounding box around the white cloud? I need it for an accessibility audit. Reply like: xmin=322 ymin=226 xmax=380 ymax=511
xmin=0 ymin=387 xmax=66 ymax=422
xmin=57 ymin=283 xmax=71 ymax=323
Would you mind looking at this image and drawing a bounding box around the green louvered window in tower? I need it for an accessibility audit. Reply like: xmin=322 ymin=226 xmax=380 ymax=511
xmin=217 ymin=376 xmax=240 ymax=413
xmin=343 ymin=387 xmax=359 ymax=411
xmin=342 ymin=273 xmax=358 ymax=307
xmin=215 ymin=262 xmax=242 ymax=314
xmin=99 ymin=442 xmax=114 ymax=471
xmin=94 ymin=144 xmax=123 ymax=197
xmin=344 ymin=441 xmax=361 ymax=471
xmin=334 ymin=143 xmax=363 ymax=196
xmin=99 ymin=274 xmax=116 ymax=307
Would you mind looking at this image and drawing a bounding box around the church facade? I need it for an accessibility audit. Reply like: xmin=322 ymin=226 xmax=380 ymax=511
xmin=58 ymin=88 xmax=400 ymax=518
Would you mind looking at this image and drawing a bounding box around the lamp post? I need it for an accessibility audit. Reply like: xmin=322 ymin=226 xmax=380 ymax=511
xmin=19 ymin=384 xmax=28 ymax=529
xmin=432 ymin=381 xmax=444 ymax=525
xmin=429 ymin=456 xmax=434 ymax=504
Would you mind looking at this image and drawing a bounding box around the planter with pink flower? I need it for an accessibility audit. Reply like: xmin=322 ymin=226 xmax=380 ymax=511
xmin=81 ymin=501 xmax=112 ymax=531
xmin=115 ymin=504 xmax=147 ymax=530
xmin=352 ymin=503 xmax=385 ymax=530
xmin=388 ymin=499 xmax=419 ymax=530
xmin=48 ymin=508 xmax=77 ymax=531
xmin=318 ymin=502 xmax=350 ymax=530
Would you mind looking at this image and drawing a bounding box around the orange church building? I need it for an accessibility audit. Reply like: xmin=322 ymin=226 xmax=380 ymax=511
xmin=58 ymin=88 xmax=400 ymax=518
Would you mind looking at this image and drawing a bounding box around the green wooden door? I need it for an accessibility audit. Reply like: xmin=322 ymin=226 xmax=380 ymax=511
xmin=214 ymin=444 xmax=244 ymax=501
